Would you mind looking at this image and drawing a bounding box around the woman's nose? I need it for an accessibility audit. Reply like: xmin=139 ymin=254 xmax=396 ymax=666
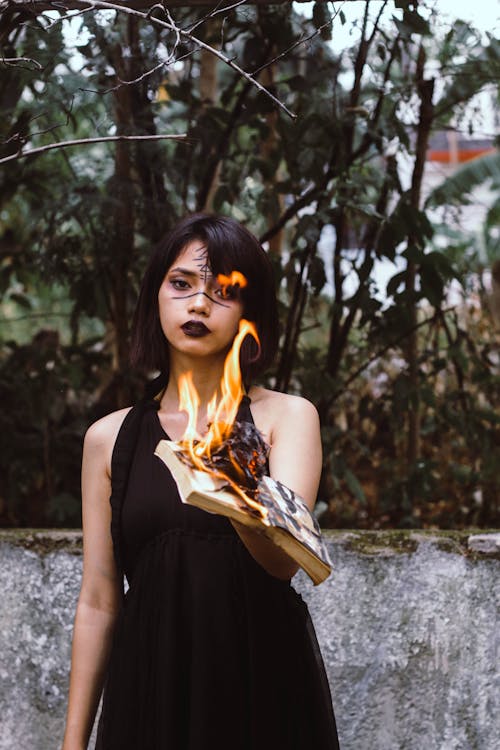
xmin=188 ymin=292 xmax=211 ymax=316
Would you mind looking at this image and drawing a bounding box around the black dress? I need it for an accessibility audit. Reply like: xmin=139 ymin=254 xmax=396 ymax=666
xmin=95 ymin=397 xmax=339 ymax=750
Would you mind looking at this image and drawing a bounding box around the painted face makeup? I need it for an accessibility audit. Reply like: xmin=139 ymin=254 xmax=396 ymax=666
xmin=169 ymin=246 xmax=243 ymax=308
xmin=158 ymin=240 xmax=245 ymax=360
xmin=193 ymin=245 xmax=212 ymax=284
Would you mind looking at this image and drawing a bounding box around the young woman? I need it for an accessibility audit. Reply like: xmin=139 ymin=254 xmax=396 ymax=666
xmin=62 ymin=213 xmax=340 ymax=750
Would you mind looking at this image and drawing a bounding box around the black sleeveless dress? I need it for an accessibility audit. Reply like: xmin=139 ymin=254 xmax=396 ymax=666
xmin=95 ymin=397 xmax=339 ymax=749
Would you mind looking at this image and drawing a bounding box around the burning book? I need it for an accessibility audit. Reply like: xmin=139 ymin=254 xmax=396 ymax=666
xmin=154 ymin=436 xmax=332 ymax=585
xmin=155 ymin=282 xmax=332 ymax=585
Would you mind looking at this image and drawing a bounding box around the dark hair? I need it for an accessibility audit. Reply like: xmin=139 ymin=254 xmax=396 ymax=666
xmin=130 ymin=213 xmax=279 ymax=383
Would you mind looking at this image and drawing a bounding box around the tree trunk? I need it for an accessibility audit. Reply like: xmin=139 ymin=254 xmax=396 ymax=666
xmin=259 ymin=60 xmax=285 ymax=256
xmin=275 ymin=246 xmax=311 ymax=391
xmin=198 ymin=20 xmax=220 ymax=211
xmin=108 ymin=25 xmax=136 ymax=406
xmin=128 ymin=20 xmax=169 ymax=242
xmin=405 ymin=44 xmax=435 ymax=471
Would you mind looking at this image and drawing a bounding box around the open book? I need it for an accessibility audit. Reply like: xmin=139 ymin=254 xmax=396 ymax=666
xmin=154 ymin=439 xmax=332 ymax=585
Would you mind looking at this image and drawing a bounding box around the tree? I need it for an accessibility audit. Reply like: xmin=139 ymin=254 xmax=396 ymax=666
xmin=0 ymin=0 xmax=499 ymax=528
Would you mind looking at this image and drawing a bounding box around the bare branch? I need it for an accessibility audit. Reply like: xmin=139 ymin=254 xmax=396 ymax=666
xmin=0 ymin=312 xmax=72 ymax=323
xmin=40 ymin=6 xmax=95 ymax=30
xmin=186 ymin=0 xmax=250 ymax=35
xmin=24 ymin=95 xmax=75 ymax=141
xmin=367 ymin=0 xmax=389 ymax=46
xmin=1 ymin=56 xmax=43 ymax=69
xmin=251 ymin=12 xmax=340 ymax=78
xmin=79 ymin=48 xmax=195 ymax=96
xmin=0 ymin=0 xmax=333 ymax=10
xmin=49 ymin=0 xmax=296 ymax=119
xmin=331 ymin=307 xmax=457 ymax=402
xmin=0 ymin=133 xmax=188 ymax=166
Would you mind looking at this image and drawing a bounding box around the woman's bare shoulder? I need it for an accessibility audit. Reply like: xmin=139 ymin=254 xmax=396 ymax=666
xmin=248 ymin=387 xmax=319 ymax=443
xmin=84 ymin=407 xmax=133 ymax=458
xmin=249 ymin=386 xmax=318 ymax=417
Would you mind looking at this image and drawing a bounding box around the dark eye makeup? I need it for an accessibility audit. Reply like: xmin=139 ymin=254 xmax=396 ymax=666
xmin=170 ymin=278 xmax=190 ymax=290
xmin=167 ymin=275 xmax=240 ymax=302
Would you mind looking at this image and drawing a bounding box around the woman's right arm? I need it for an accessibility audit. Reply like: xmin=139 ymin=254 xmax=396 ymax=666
xmin=62 ymin=410 xmax=129 ymax=750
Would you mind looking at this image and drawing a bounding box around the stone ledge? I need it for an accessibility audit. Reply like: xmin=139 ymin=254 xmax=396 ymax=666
xmin=467 ymin=532 xmax=500 ymax=555
xmin=1 ymin=528 xmax=499 ymax=558
xmin=325 ymin=529 xmax=500 ymax=559
xmin=0 ymin=529 xmax=83 ymax=556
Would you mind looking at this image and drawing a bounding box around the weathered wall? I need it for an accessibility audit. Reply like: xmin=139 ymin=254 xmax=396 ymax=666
xmin=0 ymin=530 xmax=498 ymax=750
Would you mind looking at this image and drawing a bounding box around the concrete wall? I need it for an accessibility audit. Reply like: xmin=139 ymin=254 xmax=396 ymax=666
xmin=0 ymin=529 xmax=498 ymax=750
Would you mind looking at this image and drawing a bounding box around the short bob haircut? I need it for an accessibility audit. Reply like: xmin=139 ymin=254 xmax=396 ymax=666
xmin=130 ymin=213 xmax=280 ymax=384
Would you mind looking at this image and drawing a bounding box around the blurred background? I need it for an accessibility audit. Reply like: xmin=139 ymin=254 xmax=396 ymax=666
xmin=0 ymin=0 xmax=499 ymax=530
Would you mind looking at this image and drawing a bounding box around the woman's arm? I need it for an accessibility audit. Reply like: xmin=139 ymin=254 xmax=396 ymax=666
xmin=61 ymin=412 xmax=128 ymax=750
xmin=231 ymin=394 xmax=322 ymax=580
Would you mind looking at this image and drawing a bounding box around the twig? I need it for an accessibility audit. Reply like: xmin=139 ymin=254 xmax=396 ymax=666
xmin=0 ymin=133 xmax=188 ymax=165
xmin=251 ymin=13 xmax=341 ymax=78
xmin=186 ymin=0 xmax=250 ymax=35
xmin=42 ymin=5 xmax=95 ymax=29
xmin=79 ymin=48 xmax=195 ymax=96
xmin=0 ymin=312 xmax=72 ymax=323
xmin=332 ymin=306 xmax=457 ymax=401
xmin=1 ymin=56 xmax=43 ymax=69
xmin=51 ymin=0 xmax=296 ymax=119
xmin=367 ymin=0 xmax=389 ymax=47
xmin=4 ymin=95 xmax=75 ymax=145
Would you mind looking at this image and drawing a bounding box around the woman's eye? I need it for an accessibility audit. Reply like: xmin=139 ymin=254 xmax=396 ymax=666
xmin=171 ymin=279 xmax=190 ymax=290
xmin=215 ymin=285 xmax=237 ymax=300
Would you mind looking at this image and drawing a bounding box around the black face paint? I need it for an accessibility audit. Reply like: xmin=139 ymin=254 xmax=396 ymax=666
xmin=171 ymin=291 xmax=230 ymax=308
xmin=169 ymin=249 xmax=242 ymax=309
xmin=192 ymin=246 xmax=213 ymax=283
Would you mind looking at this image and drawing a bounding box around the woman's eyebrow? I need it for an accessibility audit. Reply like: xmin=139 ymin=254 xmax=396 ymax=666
xmin=168 ymin=267 xmax=199 ymax=277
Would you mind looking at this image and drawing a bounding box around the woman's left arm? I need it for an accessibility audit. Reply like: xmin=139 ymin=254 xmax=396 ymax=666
xmin=231 ymin=395 xmax=322 ymax=580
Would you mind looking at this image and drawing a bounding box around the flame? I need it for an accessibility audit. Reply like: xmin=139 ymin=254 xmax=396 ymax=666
xmin=216 ymin=271 xmax=247 ymax=299
xmin=177 ymin=317 xmax=267 ymax=518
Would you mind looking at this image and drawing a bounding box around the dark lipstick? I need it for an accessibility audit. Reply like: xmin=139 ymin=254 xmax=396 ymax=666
xmin=181 ymin=321 xmax=211 ymax=337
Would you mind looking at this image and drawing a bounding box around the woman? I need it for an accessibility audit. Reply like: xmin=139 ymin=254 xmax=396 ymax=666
xmin=62 ymin=213 xmax=340 ymax=750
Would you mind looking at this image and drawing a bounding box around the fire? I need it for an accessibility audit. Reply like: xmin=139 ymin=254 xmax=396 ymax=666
xmin=177 ymin=317 xmax=268 ymax=518
xmin=216 ymin=271 xmax=247 ymax=297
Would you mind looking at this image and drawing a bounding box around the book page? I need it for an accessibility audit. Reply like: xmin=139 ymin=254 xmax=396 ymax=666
xmin=257 ymin=476 xmax=332 ymax=565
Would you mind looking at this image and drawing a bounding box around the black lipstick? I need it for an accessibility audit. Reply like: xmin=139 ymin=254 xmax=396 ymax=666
xmin=181 ymin=321 xmax=211 ymax=337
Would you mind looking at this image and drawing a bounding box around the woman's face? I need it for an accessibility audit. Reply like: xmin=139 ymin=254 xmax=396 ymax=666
xmin=158 ymin=240 xmax=244 ymax=361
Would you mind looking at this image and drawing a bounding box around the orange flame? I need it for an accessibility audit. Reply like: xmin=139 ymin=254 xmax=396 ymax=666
xmin=216 ymin=271 xmax=247 ymax=299
xmin=177 ymin=317 xmax=267 ymax=518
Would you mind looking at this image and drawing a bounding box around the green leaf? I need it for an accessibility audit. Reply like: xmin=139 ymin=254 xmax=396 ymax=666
xmin=402 ymin=9 xmax=431 ymax=36
xmin=212 ymin=185 xmax=232 ymax=212
xmin=403 ymin=244 xmax=425 ymax=263
xmin=423 ymin=251 xmax=457 ymax=280
xmin=308 ymin=255 xmax=327 ymax=296
xmin=9 ymin=292 xmax=32 ymax=310
xmin=394 ymin=0 xmax=418 ymax=8
xmin=344 ymin=469 xmax=366 ymax=504
xmin=386 ymin=270 xmax=406 ymax=297
xmin=426 ymin=152 xmax=500 ymax=208
xmin=419 ymin=263 xmax=444 ymax=306
xmin=313 ymin=2 xmax=332 ymax=40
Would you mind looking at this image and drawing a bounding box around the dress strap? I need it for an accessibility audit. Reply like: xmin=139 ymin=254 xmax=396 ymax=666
xmin=109 ymin=398 xmax=158 ymax=595
xmin=236 ymin=394 xmax=254 ymax=425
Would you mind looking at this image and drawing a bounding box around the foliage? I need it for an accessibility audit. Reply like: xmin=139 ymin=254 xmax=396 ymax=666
xmin=299 ymin=297 xmax=499 ymax=529
xmin=0 ymin=0 xmax=499 ymax=529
